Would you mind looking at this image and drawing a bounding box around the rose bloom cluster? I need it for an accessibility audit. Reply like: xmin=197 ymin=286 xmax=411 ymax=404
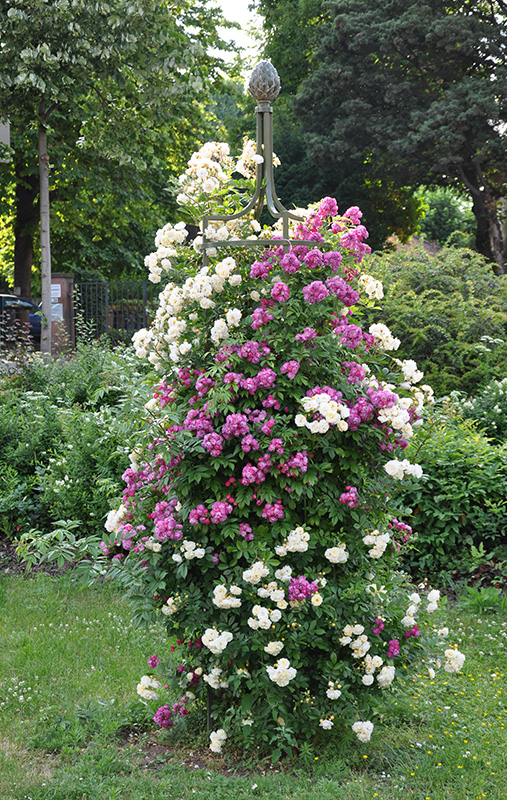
xmin=103 ymin=140 xmax=466 ymax=755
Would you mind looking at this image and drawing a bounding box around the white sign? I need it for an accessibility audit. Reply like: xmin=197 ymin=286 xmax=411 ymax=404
xmin=51 ymin=284 xmax=61 ymax=300
xmin=51 ymin=303 xmax=63 ymax=321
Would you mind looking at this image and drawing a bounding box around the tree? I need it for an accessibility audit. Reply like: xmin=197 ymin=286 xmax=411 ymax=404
xmin=292 ymin=0 xmax=507 ymax=271
xmin=0 ymin=0 xmax=226 ymax=344
xmin=256 ymin=0 xmax=423 ymax=247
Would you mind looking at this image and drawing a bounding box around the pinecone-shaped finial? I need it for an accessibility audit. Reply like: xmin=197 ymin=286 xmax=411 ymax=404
xmin=248 ymin=61 xmax=281 ymax=103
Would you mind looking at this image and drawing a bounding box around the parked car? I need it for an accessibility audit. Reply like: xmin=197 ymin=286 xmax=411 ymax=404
xmin=0 ymin=294 xmax=41 ymax=346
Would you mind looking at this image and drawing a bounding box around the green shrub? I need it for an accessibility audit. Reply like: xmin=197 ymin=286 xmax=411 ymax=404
xmin=414 ymin=186 xmax=476 ymax=247
xmin=0 ymin=343 xmax=155 ymax=538
xmin=450 ymin=377 xmax=507 ymax=442
xmin=364 ymin=245 xmax=507 ymax=396
xmin=399 ymin=411 xmax=507 ymax=577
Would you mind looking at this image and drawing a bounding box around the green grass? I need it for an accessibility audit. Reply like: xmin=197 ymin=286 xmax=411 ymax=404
xmin=1 ymin=574 xmax=506 ymax=800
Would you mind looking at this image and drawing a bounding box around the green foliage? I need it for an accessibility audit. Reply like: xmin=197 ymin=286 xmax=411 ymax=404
xmin=0 ymin=341 xmax=155 ymax=542
xmin=415 ymin=186 xmax=476 ymax=248
xmin=451 ymin=377 xmax=507 ymax=442
xmin=365 ymin=244 xmax=507 ymax=395
xmin=398 ymin=411 xmax=507 ymax=577
xmin=289 ymin=0 xmax=507 ymax=267
xmin=457 ymin=584 xmax=506 ymax=613
xmin=0 ymin=0 xmax=230 ymax=288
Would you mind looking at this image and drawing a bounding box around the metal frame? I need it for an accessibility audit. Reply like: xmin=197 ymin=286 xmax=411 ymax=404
xmin=202 ymin=62 xmax=318 ymax=265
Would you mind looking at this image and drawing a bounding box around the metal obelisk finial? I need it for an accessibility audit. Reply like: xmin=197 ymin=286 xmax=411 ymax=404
xmin=201 ymin=61 xmax=308 ymax=265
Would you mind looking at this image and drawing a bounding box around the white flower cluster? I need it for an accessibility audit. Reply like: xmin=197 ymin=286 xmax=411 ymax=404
xmin=144 ymin=537 xmax=162 ymax=553
xmin=204 ymin=667 xmax=229 ymax=690
xmin=202 ymin=628 xmax=234 ymax=654
xmin=242 ymin=560 xmax=270 ymax=584
xmin=264 ymin=640 xmax=284 ymax=656
xmin=132 ymin=327 xmax=154 ymax=360
xmin=427 ymin=588 xmax=440 ymax=613
xmin=247 ymin=605 xmax=282 ymax=630
xmin=444 ymin=648 xmax=466 ymax=673
xmin=363 ymin=529 xmax=391 ymax=559
xmin=274 ymin=565 xmax=293 ymax=582
xmin=383 ymin=458 xmax=423 ymax=480
xmin=340 ymin=624 xmax=371 ymax=659
xmin=319 ymin=718 xmax=334 ymax=729
xmin=172 ymin=540 xmax=205 ymax=562
xmin=257 ymin=581 xmax=287 ymax=609
xmin=369 ymin=322 xmax=401 ymax=351
xmin=362 ymin=654 xmax=383 ymax=686
xmin=235 ymin=137 xmax=268 ymax=177
xmin=161 ymin=596 xmax=181 ymax=616
xmin=209 ymin=727 xmax=227 ymax=753
xmin=324 ymin=543 xmax=349 ymax=564
xmin=295 ymin=392 xmax=350 ymax=434
xmin=326 ymin=680 xmax=342 ymax=700
xmin=145 ymin=221 xmax=188 ymax=283
xmin=266 ymin=658 xmax=297 ymax=687
xmin=400 ymin=604 xmax=419 ymax=630
xmin=134 ymin=255 xmax=244 ymax=370
xmin=275 ymin=526 xmax=310 ymax=556
xmin=358 ymin=273 xmax=384 ymax=300
xmin=394 ymin=357 xmax=424 ymax=385
xmin=377 ymin=665 xmax=396 ymax=688
xmin=377 ymin=395 xmax=415 ymax=440
xmin=178 ymin=141 xmax=233 ymax=207
xmin=104 ymin=504 xmax=127 ymax=533
xmin=213 ymin=584 xmax=242 ymax=609
xmin=136 ymin=675 xmax=161 ymax=700
xmin=352 ymin=719 xmax=374 ymax=742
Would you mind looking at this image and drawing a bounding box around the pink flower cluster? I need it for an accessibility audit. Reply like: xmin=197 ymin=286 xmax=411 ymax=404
xmin=341 ymin=360 xmax=366 ymax=385
xmin=210 ymin=500 xmax=233 ymax=524
xmin=271 ymin=281 xmax=290 ymax=302
xmin=189 ymin=504 xmax=210 ymax=525
xmin=386 ymin=639 xmax=400 ymax=659
xmin=153 ymin=382 xmax=175 ymax=408
xmin=405 ymin=625 xmax=420 ymax=640
xmin=222 ymin=413 xmax=249 ymax=439
xmin=288 ymin=575 xmax=319 ymax=602
xmin=239 ymin=522 xmax=254 ymax=541
xmin=373 ymin=618 xmax=385 ymax=636
xmin=302 ymin=280 xmax=329 ymax=304
xmin=295 ymin=327 xmax=317 ymax=343
xmin=339 ymin=485 xmax=359 ymax=507
xmin=278 ymin=451 xmax=308 ymax=476
xmin=150 ymin=499 xmax=183 ymax=541
xmin=325 ymin=276 xmax=359 ymax=306
xmin=202 ymin=432 xmax=224 ymax=456
xmin=153 ymin=697 xmax=189 ymax=729
xmin=280 ymin=360 xmax=300 ymax=379
xmin=261 ymin=500 xmax=284 ymax=521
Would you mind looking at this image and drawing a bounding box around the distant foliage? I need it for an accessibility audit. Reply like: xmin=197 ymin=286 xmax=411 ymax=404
xmin=415 ymin=186 xmax=476 ymax=248
xmin=398 ymin=410 xmax=507 ymax=577
xmin=451 ymin=377 xmax=507 ymax=442
xmin=365 ymin=245 xmax=507 ymax=396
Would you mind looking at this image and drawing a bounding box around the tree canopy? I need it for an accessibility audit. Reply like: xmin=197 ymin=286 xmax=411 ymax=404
xmin=0 ymin=0 xmax=227 ymax=295
xmin=292 ymin=0 xmax=507 ymax=270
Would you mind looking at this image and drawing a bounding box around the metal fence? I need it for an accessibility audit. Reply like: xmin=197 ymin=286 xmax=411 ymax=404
xmin=74 ymin=281 xmax=159 ymax=344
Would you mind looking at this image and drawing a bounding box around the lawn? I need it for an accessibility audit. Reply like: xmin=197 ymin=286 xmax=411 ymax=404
xmin=0 ymin=573 xmax=506 ymax=800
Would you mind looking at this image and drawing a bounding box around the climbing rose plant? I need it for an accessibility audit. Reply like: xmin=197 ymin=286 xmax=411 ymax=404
xmin=103 ymin=141 xmax=464 ymax=754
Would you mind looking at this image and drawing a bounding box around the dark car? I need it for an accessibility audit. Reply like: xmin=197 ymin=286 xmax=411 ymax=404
xmin=0 ymin=294 xmax=42 ymax=346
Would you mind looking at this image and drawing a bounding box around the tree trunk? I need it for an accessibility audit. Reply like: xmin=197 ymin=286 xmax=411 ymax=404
xmin=39 ymin=103 xmax=52 ymax=356
xmin=13 ymin=164 xmax=38 ymax=299
xmin=461 ymin=164 xmax=505 ymax=274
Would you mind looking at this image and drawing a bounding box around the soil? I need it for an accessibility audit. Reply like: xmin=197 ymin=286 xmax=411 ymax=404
xmin=0 ymin=534 xmax=71 ymax=577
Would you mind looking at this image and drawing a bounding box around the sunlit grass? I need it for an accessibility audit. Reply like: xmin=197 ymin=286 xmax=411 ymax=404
xmin=1 ymin=574 xmax=506 ymax=800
